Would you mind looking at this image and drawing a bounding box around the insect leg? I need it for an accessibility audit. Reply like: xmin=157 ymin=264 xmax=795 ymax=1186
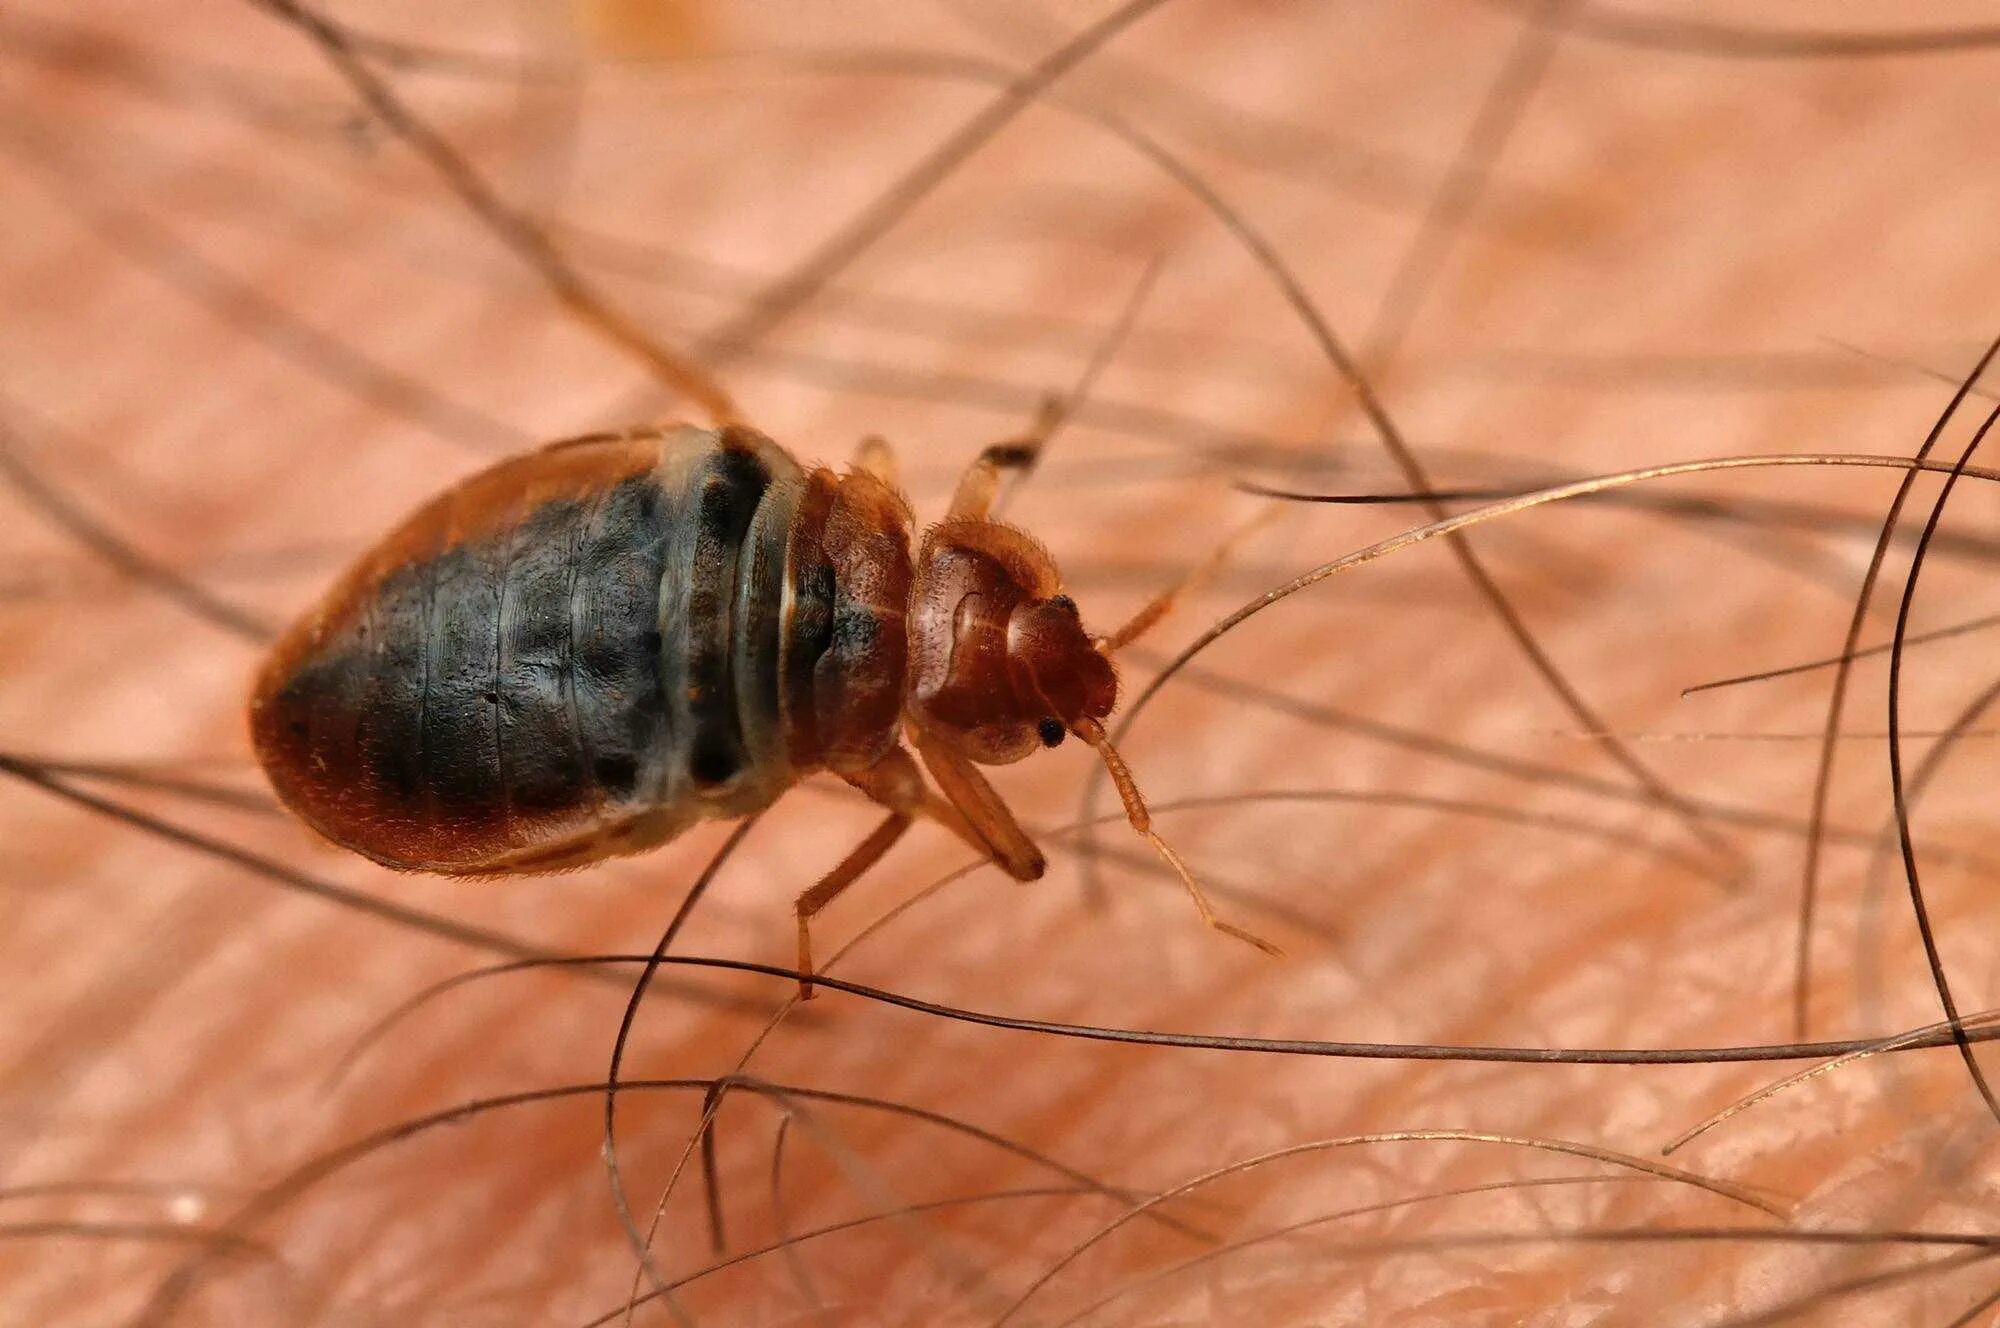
xmin=909 ymin=728 xmax=1048 ymax=882
xmin=845 ymin=741 xmax=990 ymax=861
xmin=1095 ymin=510 xmax=1278 ymax=653
xmin=853 ymin=434 xmax=899 ymax=486
xmin=792 ymin=743 xmax=993 ymax=999
xmin=793 ymin=810 xmax=915 ymax=1001
xmin=947 ymin=396 xmax=1062 ymax=519
xmin=944 ymin=256 xmax=1159 ymax=521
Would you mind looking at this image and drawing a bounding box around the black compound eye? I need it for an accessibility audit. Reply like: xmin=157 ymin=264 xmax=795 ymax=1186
xmin=1048 ymin=594 xmax=1077 ymax=614
xmin=1037 ymin=717 xmax=1066 ymax=748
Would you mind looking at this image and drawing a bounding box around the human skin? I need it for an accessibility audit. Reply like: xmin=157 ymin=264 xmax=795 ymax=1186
xmin=10 ymin=2 xmax=2000 ymax=1323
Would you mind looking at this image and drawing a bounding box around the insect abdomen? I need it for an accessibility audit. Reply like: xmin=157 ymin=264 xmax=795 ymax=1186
xmin=251 ymin=426 xmax=815 ymax=874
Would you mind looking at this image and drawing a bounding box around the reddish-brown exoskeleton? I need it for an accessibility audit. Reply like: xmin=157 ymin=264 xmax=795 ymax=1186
xmin=251 ymin=410 xmax=1277 ymax=999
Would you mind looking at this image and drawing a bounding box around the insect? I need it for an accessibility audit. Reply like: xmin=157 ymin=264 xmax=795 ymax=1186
xmin=247 ymin=411 xmax=1277 ymax=991
xmin=222 ymin=0 xmax=1290 ymax=999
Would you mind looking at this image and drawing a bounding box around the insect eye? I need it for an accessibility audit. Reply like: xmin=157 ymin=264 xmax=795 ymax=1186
xmin=1037 ymin=717 xmax=1066 ymax=748
xmin=1048 ymin=594 xmax=1077 ymax=614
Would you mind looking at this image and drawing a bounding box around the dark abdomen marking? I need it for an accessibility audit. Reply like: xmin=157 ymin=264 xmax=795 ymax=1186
xmin=255 ymin=436 xmax=685 ymax=871
xmin=252 ymin=427 xmax=857 ymax=874
xmin=674 ymin=432 xmax=773 ymax=792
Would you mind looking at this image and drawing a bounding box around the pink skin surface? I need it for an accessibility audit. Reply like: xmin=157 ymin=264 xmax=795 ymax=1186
xmin=9 ymin=2 xmax=2000 ymax=1322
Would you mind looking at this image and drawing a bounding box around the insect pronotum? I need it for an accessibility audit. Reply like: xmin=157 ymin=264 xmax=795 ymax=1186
xmin=249 ymin=410 xmax=1278 ymax=992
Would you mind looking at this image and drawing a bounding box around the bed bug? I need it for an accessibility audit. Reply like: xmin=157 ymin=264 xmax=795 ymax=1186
xmin=249 ymin=417 xmax=1276 ymax=991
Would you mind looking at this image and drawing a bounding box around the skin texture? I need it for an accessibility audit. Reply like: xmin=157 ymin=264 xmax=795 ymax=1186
xmin=12 ymin=1 xmax=2000 ymax=1323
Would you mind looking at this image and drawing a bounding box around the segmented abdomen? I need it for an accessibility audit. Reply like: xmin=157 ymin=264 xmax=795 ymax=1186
xmin=251 ymin=426 xmax=808 ymax=873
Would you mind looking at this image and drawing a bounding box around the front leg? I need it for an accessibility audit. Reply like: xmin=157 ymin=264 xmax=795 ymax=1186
xmin=852 ymin=433 xmax=898 ymax=486
xmin=1095 ymin=509 xmax=1277 ymax=653
xmin=908 ymin=728 xmax=1046 ymax=883
xmin=948 ymin=396 xmax=1062 ymax=520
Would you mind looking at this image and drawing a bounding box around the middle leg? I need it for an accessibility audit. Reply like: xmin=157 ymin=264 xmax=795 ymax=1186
xmin=793 ymin=810 xmax=913 ymax=1001
xmin=793 ymin=742 xmax=997 ymax=998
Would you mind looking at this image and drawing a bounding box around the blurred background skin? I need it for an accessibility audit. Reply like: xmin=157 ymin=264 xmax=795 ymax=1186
xmin=12 ymin=0 xmax=2000 ymax=1322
